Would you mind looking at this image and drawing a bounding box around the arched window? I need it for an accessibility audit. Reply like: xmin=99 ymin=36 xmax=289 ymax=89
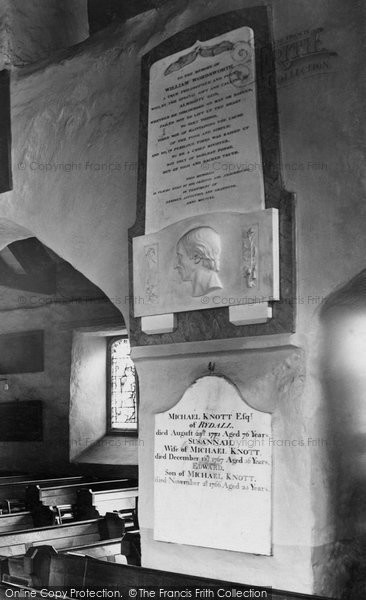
xmin=107 ymin=336 xmax=138 ymax=434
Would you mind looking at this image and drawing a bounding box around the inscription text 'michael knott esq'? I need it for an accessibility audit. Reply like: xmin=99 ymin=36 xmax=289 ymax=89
xmin=155 ymin=410 xmax=270 ymax=491
xmin=153 ymin=376 xmax=272 ymax=554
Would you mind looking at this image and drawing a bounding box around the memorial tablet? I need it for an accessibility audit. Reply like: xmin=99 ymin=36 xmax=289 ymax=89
xmin=133 ymin=208 xmax=279 ymax=317
xmin=131 ymin=8 xmax=296 ymax=340
xmin=146 ymin=26 xmax=265 ymax=234
xmin=154 ymin=376 xmax=272 ymax=555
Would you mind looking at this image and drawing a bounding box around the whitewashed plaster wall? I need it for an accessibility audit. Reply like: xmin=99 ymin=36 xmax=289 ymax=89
xmin=134 ymin=344 xmax=310 ymax=592
xmin=0 ymin=0 xmax=88 ymax=69
xmin=70 ymin=327 xmax=139 ymax=466
xmin=70 ymin=332 xmax=107 ymax=461
xmin=0 ymin=0 xmax=362 ymax=596
xmin=0 ymin=295 xmax=121 ymax=474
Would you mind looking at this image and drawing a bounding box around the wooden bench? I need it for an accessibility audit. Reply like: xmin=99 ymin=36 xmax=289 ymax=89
xmin=62 ymin=539 xmax=125 ymax=563
xmin=0 ymin=512 xmax=125 ymax=560
xmin=0 ymin=476 xmax=86 ymax=514
xmin=61 ymin=530 xmax=140 ymax=566
xmin=0 ymin=547 xmax=148 ymax=590
xmin=120 ymin=531 xmax=141 ymax=565
xmin=0 ymin=475 xmax=29 ymax=512
xmin=75 ymin=486 xmax=139 ymax=527
xmin=0 ymin=511 xmax=34 ymax=534
xmin=0 ymin=545 xmax=335 ymax=600
xmin=0 ymin=475 xmax=27 ymax=485
xmin=26 ymin=479 xmax=137 ymax=525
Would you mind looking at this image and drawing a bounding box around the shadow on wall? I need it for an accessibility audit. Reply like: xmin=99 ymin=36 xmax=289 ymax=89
xmin=320 ymin=269 xmax=366 ymax=598
xmin=0 ymin=230 xmax=126 ymax=474
xmin=88 ymin=0 xmax=173 ymax=34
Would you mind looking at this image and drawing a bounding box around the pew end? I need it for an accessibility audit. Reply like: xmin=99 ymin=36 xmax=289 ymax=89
xmin=120 ymin=531 xmax=141 ymax=566
xmin=99 ymin=512 xmax=126 ymax=538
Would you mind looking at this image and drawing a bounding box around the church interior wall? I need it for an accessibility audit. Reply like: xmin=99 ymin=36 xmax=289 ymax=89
xmin=0 ymin=283 xmax=122 ymax=474
xmin=0 ymin=0 xmax=363 ymax=597
xmin=69 ymin=327 xmax=139 ymax=467
xmin=135 ymin=343 xmax=311 ymax=591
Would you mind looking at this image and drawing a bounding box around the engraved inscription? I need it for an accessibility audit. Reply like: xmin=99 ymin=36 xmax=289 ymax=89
xmin=154 ymin=376 xmax=272 ymax=555
xmin=145 ymin=27 xmax=264 ymax=233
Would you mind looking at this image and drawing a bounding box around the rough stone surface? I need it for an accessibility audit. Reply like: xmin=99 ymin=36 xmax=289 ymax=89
xmin=0 ymin=0 xmax=89 ymax=68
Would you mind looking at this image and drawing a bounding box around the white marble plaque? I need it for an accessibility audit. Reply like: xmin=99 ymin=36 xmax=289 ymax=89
xmin=154 ymin=376 xmax=272 ymax=554
xmin=133 ymin=209 xmax=279 ymax=317
xmin=146 ymin=26 xmax=264 ymax=234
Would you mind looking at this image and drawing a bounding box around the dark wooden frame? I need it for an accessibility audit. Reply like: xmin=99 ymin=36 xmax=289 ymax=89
xmin=0 ymin=69 xmax=12 ymax=193
xmin=0 ymin=400 xmax=43 ymax=442
xmin=0 ymin=330 xmax=44 ymax=374
xmin=106 ymin=335 xmax=138 ymax=436
xmin=129 ymin=6 xmax=296 ymax=346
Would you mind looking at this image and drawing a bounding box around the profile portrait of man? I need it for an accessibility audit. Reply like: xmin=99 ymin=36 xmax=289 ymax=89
xmin=174 ymin=226 xmax=223 ymax=297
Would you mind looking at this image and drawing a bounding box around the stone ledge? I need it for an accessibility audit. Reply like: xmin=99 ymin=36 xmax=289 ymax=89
xmin=131 ymin=333 xmax=302 ymax=360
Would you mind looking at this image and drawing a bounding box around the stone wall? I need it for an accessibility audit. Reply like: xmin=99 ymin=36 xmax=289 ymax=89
xmin=0 ymin=0 xmax=363 ymax=595
xmin=0 ymin=0 xmax=88 ymax=68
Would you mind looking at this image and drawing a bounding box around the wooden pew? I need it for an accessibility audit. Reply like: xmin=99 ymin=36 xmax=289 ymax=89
xmin=0 ymin=511 xmax=34 ymax=534
xmin=0 ymin=546 xmax=335 ymax=600
xmin=26 ymin=479 xmax=137 ymax=525
xmin=0 ymin=476 xmax=86 ymax=514
xmin=0 ymin=475 xmax=28 ymax=512
xmin=62 ymin=539 xmax=125 ymax=564
xmin=26 ymin=479 xmax=137 ymax=509
xmin=60 ymin=529 xmax=141 ymax=566
xmin=75 ymin=486 xmax=139 ymax=526
xmin=0 ymin=475 xmax=27 ymax=485
xmin=120 ymin=531 xmax=141 ymax=565
xmin=0 ymin=512 xmax=125 ymax=559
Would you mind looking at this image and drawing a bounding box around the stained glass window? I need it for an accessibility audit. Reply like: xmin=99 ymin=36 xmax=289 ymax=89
xmin=109 ymin=337 xmax=137 ymax=432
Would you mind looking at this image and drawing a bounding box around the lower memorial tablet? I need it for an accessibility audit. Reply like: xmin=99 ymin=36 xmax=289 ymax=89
xmin=154 ymin=375 xmax=272 ymax=555
xmin=133 ymin=209 xmax=279 ymax=317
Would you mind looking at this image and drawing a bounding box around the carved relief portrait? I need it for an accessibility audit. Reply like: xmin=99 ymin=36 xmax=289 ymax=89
xmin=133 ymin=210 xmax=278 ymax=317
xmin=174 ymin=226 xmax=222 ymax=297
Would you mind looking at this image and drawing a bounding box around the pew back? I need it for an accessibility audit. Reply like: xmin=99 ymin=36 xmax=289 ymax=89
xmin=0 ymin=512 xmax=33 ymax=534
xmin=26 ymin=479 xmax=132 ymax=508
xmin=1 ymin=547 xmax=335 ymax=600
xmin=0 ymin=513 xmax=125 ymax=557
xmin=0 ymin=475 xmax=26 ymax=485
xmin=63 ymin=539 xmax=125 ymax=563
xmin=76 ymin=487 xmax=138 ymax=518
xmin=0 ymin=476 xmax=85 ymax=507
